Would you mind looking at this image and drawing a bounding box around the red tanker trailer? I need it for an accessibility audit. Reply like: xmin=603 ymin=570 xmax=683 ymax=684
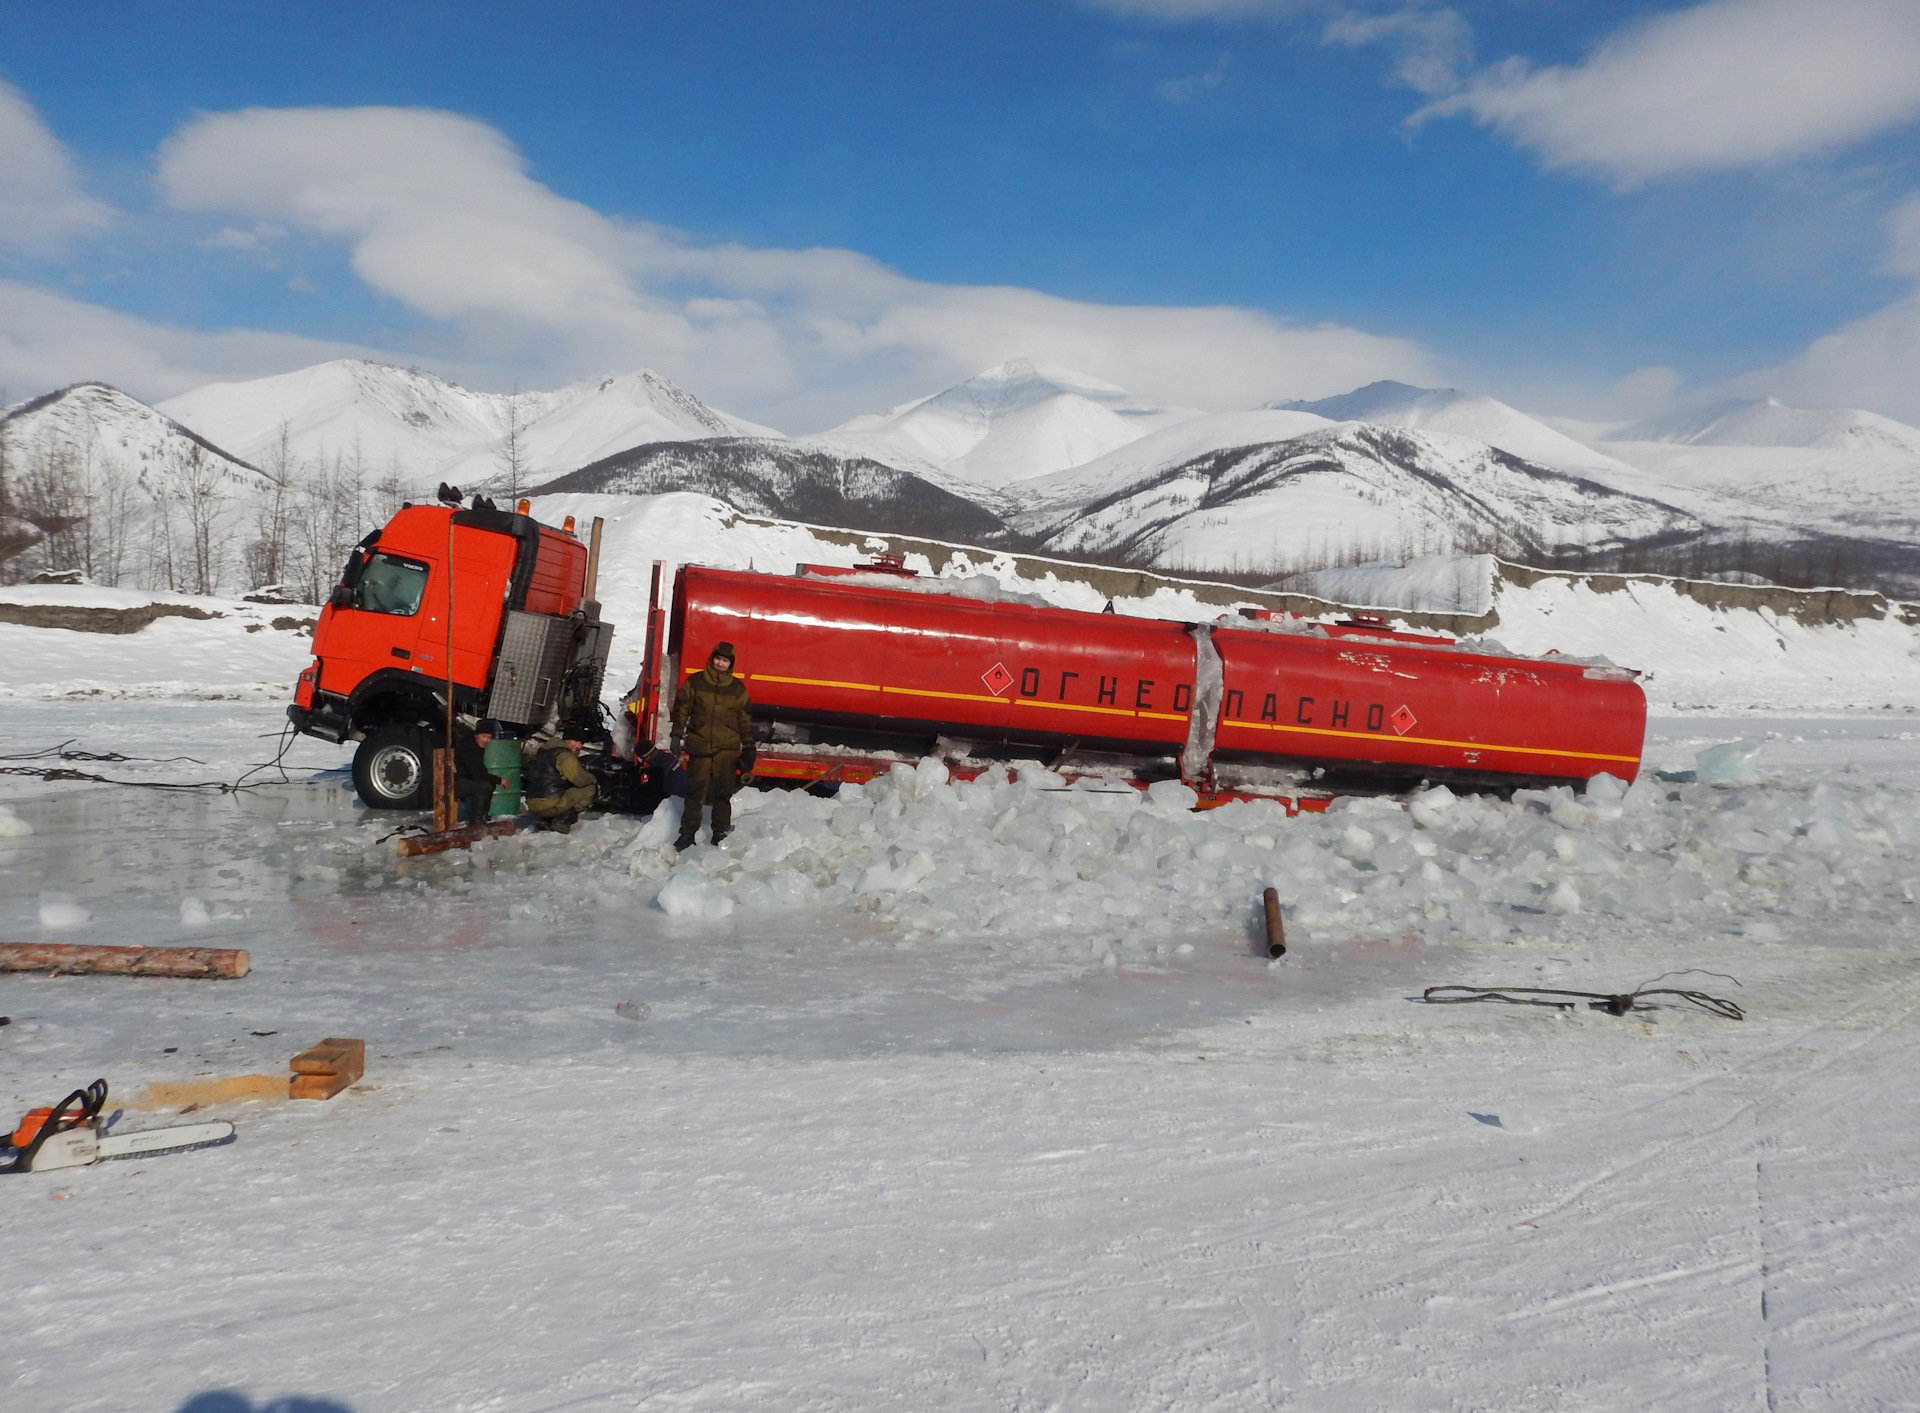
xmin=288 ymin=496 xmax=1643 ymax=810
xmin=627 ymin=562 xmax=1644 ymax=802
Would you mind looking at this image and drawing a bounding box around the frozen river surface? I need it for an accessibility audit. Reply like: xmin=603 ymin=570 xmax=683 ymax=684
xmin=2 ymin=703 xmax=1919 ymax=1411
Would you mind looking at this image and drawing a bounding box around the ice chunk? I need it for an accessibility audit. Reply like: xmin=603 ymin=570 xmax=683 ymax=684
xmin=1695 ymin=739 xmax=1763 ymax=786
xmin=1017 ymin=766 xmax=1068 ymax=791
xmin=1545 ymin=879 xmax=1581 ymax=915
xmin=1407 ymin=786 xmax=1455 ymax=831
xmin=39 ymin=892 xmax=90 ymax=929
xmin=1338 ymin=826 xmax=1376 ymax=863
xmin=0 ymin=804 xmax=32 ymax=838
xmin=1585 ymin=772 xmax=1629 ymax=805
xmin=181 ymin=896 xmax=211 ymax=926
xmin=915 ymin=756 xmax=950 ymax=790
xmin=629 ymin=797 xmax=684 ymax=851
xmin=656 ymin=868 xmax=735 ymax=918
xmin=1146 ymin=780 xmax=1198 ymax=811
xmin=614 ymin=1000 xmax=651 ymax=1021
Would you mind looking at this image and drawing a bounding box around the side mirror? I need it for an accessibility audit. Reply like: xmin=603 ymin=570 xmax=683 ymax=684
xmin=329 ymin=585 xmax=354 ymax=610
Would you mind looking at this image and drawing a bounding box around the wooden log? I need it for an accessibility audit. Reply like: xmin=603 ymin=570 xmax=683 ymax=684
xmin=1262 ymin=887 xmax=1287 ymax=959
xmin=396 ymin=817 xmax=519 ymax=856
xmin=432 ymin=746 xmax=455 ymax=833
xmin=0 ymin=943 xmax=249 ymax=979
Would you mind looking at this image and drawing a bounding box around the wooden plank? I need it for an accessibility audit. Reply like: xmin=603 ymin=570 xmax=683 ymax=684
xmin=289 ymin=1037 xmax=365 ymax=1100
xmin=290 ymin=1071 xmax=355 ymax=1101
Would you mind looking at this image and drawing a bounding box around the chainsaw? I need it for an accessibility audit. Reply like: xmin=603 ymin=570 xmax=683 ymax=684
xmin=1 ymin=1079 xmax=235 ymax=1174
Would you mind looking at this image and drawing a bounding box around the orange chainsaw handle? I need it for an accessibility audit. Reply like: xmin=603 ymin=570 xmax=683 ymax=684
xmin=8 ymin=1079 xmax=108 ymax=1150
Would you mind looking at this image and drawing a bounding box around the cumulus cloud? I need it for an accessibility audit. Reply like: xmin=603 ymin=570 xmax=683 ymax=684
xmin=0 ymin=79 xmax=112 ymax=255
xmin=1421 ymin=0 xmax=1920 ymax=185
xmin=152 ymin=103 xmax=1433 ymax=425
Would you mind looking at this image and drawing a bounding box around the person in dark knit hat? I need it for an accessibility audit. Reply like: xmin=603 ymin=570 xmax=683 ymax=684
xmin=671 ymin=641 xmax=752 ymax=849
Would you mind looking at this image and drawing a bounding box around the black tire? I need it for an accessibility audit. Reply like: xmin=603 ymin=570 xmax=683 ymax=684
xmin=353 ymin=723 xmax=430 ymax=809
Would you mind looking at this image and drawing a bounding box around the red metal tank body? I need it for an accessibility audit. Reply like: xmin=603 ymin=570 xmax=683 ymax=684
xmin=671 ymin=567 xmax=1644 ymax=787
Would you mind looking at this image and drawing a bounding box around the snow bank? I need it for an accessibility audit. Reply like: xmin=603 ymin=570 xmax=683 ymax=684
xmin=0 ymin=585 xmax=317 ymax=700
xmin=319 ymin=757 xmax=1920 ymax=963
xmin=1280 ymin=554 xmax=1920 ymax=714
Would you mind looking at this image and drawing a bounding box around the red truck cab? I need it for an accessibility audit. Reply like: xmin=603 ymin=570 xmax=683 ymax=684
xmin=290 ymin=500 xmax=610 ymax=809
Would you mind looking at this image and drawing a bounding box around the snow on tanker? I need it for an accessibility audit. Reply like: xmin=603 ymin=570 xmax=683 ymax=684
xmin=288 ymin=498 xmax=1644 ymax=811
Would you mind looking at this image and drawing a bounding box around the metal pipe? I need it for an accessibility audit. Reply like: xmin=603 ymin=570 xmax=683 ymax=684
xmin=584 ymin=516 xmax=605 ymax=603
xmin=1263 ymin=887 xmax=1286 ymax=958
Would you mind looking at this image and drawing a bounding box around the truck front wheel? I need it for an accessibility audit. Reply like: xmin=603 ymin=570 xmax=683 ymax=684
xmin=353 ymin=724 xmax=430 ymax=809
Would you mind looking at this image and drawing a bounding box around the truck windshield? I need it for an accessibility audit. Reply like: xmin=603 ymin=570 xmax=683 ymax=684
xmin=356 ymin=554 xmax=429 ymax=616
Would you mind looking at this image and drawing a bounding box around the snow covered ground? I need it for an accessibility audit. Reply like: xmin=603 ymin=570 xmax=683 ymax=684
xmin=4 ymin=701 xmax=1920 ymax=1411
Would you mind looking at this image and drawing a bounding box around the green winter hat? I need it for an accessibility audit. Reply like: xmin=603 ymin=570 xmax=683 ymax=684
xmin=710 ymin=642 xmax=737 ymax=663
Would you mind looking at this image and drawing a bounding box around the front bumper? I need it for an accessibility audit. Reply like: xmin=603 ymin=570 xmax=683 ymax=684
xmin=287 ymin=698 xmax=352 ymax=744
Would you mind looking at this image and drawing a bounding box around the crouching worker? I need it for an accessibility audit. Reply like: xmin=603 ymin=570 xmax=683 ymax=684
xmin=525 ymin=720 xmax=597 ymax=833
xmin=452 ymin=719 xmax=507 ymax=826
xmin=673 ymin=640 xmax=752 ymax=850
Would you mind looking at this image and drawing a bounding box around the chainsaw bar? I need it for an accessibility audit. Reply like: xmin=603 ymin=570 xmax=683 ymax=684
xmin=3 ymin=1078 xmax=238 ymax=1173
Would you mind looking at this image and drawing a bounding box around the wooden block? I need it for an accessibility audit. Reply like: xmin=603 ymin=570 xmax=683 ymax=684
xmin=289 ymin=1037 xmax=365 ymax=1100
xmin=290 ymin=1071 xmax=355 ymax=1101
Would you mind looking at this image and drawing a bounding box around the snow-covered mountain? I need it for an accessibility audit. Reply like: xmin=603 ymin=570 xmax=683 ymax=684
xmin=1 ymin=382 xmax=266 ymax=496
xmin=533 ymin=440 xmax=1018 ymax=547
xmin=158 ymin=360 xmax=778 ymax=488
xmin=817 ymin=359 xmax=1201 ymax=489
xmin=1016 ymin=424 xmax=1701 ymax=574
xmin=1609 ymin=396 xmax=1920 ymax=453
xmin=1274 ymin=381 xmax=1636 ymax=478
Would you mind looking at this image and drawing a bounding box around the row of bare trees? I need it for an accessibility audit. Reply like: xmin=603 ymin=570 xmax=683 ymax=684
xmin=0 ymin=416 xmax=418 ymax=603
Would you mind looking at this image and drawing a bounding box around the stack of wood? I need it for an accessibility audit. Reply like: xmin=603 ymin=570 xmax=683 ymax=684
xmin=290 ymin=1037 xmax=365 ymax=1100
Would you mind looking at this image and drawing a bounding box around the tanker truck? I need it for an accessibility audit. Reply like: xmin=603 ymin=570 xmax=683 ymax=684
xmin=289 ymin=499 xmax=1645 ymax=811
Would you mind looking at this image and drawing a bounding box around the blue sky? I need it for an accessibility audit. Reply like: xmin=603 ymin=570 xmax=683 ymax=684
xmin=3 ymin=0 xmax=1920 ymax=428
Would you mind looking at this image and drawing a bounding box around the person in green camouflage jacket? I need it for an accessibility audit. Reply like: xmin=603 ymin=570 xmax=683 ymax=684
xmin=672 ymin=641 xmax=752 ymax=849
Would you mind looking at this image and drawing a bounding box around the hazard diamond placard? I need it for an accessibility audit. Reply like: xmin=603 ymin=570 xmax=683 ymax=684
xmin=982 ymin=662 xmax=1014 ymax=696
xmin=1390 ymin=705 xmax=1417 ymax=735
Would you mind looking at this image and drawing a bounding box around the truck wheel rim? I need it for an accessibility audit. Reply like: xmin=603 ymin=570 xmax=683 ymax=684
xmin=368 ymin=744 xmax=422 ymax=800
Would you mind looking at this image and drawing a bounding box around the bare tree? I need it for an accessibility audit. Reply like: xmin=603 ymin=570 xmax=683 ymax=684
xmin=176 ymin=445 xmax=230 ymax=595
xmin=496 ymin=384 xmax=526 ymax=501
xmin=372 ymin=448 xmax=411 ymax=522
xmin=245 ymin=421 xmax=298 ymax=590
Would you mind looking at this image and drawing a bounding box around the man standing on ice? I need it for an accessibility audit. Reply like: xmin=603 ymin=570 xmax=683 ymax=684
xmin=672 ymin=641 xmax=753 ymax=850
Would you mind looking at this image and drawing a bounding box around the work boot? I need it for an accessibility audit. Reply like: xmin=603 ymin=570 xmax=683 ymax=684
xmin=548 ymin=811 xmax=577 ymax=835
xmin=710 ymin=828 xmax=730 ymax=846
xmin=673 ymin=830 xmax=697 ymax=852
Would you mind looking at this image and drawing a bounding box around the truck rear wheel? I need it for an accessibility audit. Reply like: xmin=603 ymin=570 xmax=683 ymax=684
xmin=353 ymin=724 xmax=430 ymax=809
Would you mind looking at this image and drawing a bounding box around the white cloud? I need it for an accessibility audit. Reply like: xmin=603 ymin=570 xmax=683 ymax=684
xmin=1158 ymin=54 xmax=1233 ymax=103
xmin=0 ymin=79 xmax=113 ymax=256
xmin=1421 ymin=0 xmax=1920 ymax=185
xmin=1885 ymin=194 xmax=1920 ymax=280
xmin=0 ymin=278 xmax=375 ymax=404
xmin=151 ymin=103 xmax=1434 ymax=426
xmin=1323 ymin=6 xmax=1470 ymax=98
xmin=1717 ymin=197 xmax=1920 ymax=423
xmin=1734 ymin=291 xmax=1920 ymax=424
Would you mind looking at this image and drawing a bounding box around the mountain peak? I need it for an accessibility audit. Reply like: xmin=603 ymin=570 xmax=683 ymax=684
xmin=1270 ymin=381 xmax=1464 ymax=421
xmin=820 ymin=362 xmax=1199 ymax=488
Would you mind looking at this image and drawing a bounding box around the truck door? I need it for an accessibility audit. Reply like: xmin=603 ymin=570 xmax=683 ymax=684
xmin=317 ymin=548 xmax=436 ymax=699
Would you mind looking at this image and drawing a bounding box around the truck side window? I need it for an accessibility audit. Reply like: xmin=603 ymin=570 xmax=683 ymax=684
xmin=356 ymin=553 xmax=429 ymax=616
